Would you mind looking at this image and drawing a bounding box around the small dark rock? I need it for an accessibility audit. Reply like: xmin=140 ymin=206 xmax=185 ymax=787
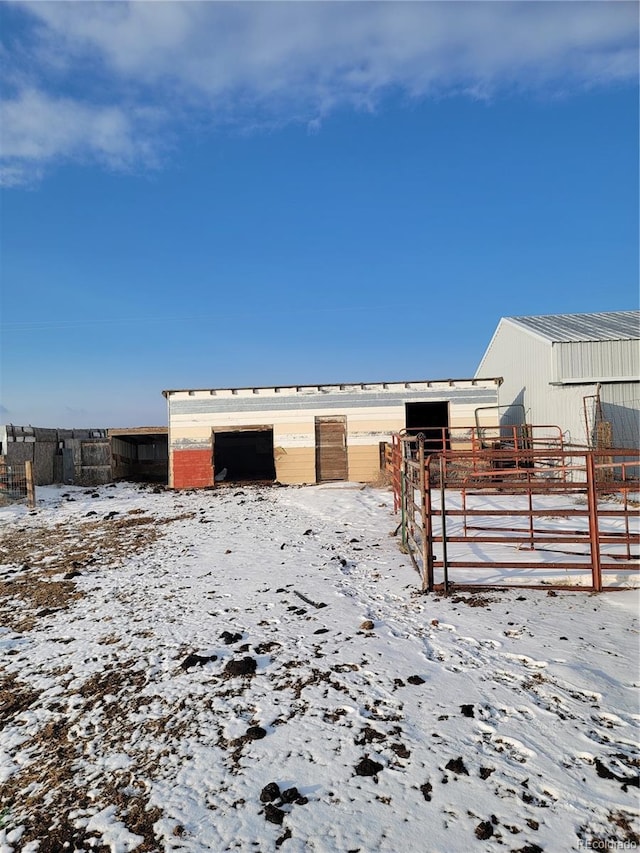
xmin=445 ymin=757 xmax=469 ymax=776
xmin=479 ymin=767 xmax=495 ymax=780
xmin=246 ymin=726 xmax=267 ymax=740
xmin=407 ymin=675 xmax=425 ymax=685
xmin=220 ymin=631 xmax=243 ymax=645
xmin=181 ymin=653 xmax=217 ymax=670
xmin=224 ymin=656 xmax=257 ymax=677
xmin=264 ymin=804 xmax=285 ymax=825
xmin=420 ymin=782 xmax=432 ymax=801
xmin=295 ymin=796 xmax=308 ymax=806
xmin=85 ymin=511 xmax=97 ymax=517
xmin=355 ymin=757 xmax=384 ymax=777
xmin=260 ymin=782 xmax=281 ymax=803
xmin=390 ymin=743 xmax=411 ymax=759
xmin=475 ymin=821 xmax=494 ymax=840
xmin=275 ymin=827 xmax=292 ymax=847
xmin=559 ymin=636 xmax=568 ymax=641
xmin=303 ymin=529 xmax=313 ymax=536
xmin=64 ymin=570 xmax=82 ymax=580
xmin=547 ymin=590 xmax=557 ymax=597
xmin=280 ymin=787 xmax=300 ymax=804
xmin=460 ymin=704 xmax=474 ymax=717
xmin=313 ymin=628 xmax=329 ymax=635
xmin=356 ymin=726 xmax=386 ymax=745
xmin=360 ymin=620 xmax=374 ymax=631
xmin=594 ymin=758 xmax=616 ymax=779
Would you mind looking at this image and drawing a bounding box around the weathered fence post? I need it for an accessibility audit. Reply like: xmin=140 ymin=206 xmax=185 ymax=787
xmin=25 ymin=460 xmax=36 ymax=508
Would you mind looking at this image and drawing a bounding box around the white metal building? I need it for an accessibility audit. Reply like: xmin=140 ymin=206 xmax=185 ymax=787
xmin=163 ymin=378 xmax=502 ymax=488
xmin=475 ymin=311 xmax=640 ymax=449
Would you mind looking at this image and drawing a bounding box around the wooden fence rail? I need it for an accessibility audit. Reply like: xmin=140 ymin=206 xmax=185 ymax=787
xmin=0 ymin=458 xmax=36 ymax=508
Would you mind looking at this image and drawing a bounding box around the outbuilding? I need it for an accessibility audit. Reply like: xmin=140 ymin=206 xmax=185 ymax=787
xmin=162 ymin=378 xmax=502 ymax=488
xmin=475 ymin=311 xmax=640 ymax=449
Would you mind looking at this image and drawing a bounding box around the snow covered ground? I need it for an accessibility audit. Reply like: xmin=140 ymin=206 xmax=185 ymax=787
xmin=0 ymin=481 xmax=638 ymax=852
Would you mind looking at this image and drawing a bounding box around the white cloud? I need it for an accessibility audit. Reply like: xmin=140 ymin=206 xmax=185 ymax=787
xmin=0 ymin=88 xmax=165 ymax=183
xmin=2 ymin=1 xmax=637 ymax=185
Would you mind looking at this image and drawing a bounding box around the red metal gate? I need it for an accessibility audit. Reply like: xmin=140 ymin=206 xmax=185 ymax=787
xmin=387 ymin=431 xmax=639 ymax=593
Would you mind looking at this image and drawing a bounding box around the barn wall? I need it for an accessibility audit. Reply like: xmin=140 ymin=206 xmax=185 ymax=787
xmin=476 ymin=320 xmax=640 ymax=449
xmin=0 ymin=425 xmax=111 ymax=485
xmin=476 ymin=320 xmax=554 ymax=428
xmin=166 ymin=380 xmax=501 ymax=487
xmin=599 ymin=383 xmax=640 ymax=450
xmin=554 ymin=339 xmax=639 ymax=382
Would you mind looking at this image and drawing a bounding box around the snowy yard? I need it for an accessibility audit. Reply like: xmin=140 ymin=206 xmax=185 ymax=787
xmin=0 ymin=481 xmax=638 ymax=852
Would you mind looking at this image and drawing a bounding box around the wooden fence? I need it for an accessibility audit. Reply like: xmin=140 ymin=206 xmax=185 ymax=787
xmin=0 ymin=458 xmax=36 ymax=508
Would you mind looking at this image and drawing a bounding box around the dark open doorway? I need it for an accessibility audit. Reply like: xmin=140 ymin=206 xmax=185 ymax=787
xmin=213 ymin=428 xmax=276 ymax=483
xmin=405 ymin=401 xmax=450 ymax=452
xmin=109 ymin=429 xmax=168 ymax=483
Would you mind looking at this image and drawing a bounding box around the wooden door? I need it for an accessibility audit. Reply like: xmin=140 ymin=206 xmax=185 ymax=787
xmin=315 ymin=416 xmax=348 ymax=482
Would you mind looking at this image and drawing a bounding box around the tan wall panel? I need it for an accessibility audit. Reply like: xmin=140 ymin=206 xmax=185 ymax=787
xmin=273 ymin=421 xmax=315 ymax=447
xmin=345 ymin=417 xmax=405 ymax=434
xmin=170 ymin=403 xmax=497 ymax=431
xmin=347 ymin=445 xmax=383 ymax=482
xmin=275 ymin=447 xmax=316 ymax=484
xmin=169 ymin=425 xmax=212 ymax=444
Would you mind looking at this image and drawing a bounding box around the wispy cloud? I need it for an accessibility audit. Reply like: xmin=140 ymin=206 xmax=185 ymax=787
xmin=2 ymin=1 xmax=637 ymax=185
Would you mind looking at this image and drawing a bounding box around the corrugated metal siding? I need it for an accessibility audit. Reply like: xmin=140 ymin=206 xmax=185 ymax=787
xmin=475 ymin=314 xmax=639 ymax=447
xmin=600 ymin=383 xmax=640 ymax=449
xmin=474 ymin=321 xmax=553 ymax=425
xmin=554 ymin=339 xmax=639 ymax=381
xmin=509 ymin=311 xmax=639 ymax=343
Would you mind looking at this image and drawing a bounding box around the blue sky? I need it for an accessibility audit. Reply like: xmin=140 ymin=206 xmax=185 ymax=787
xmin=1 ymin=1 xmax=638 ymax=429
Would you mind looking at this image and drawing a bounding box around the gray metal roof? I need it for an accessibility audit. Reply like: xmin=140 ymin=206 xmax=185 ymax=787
xmin=506 ymin=311 xmax=640 ymax=343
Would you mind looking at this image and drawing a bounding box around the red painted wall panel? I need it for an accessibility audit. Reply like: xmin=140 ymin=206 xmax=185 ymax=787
xmin=171 ymin=449 xmax=214 ymax=488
